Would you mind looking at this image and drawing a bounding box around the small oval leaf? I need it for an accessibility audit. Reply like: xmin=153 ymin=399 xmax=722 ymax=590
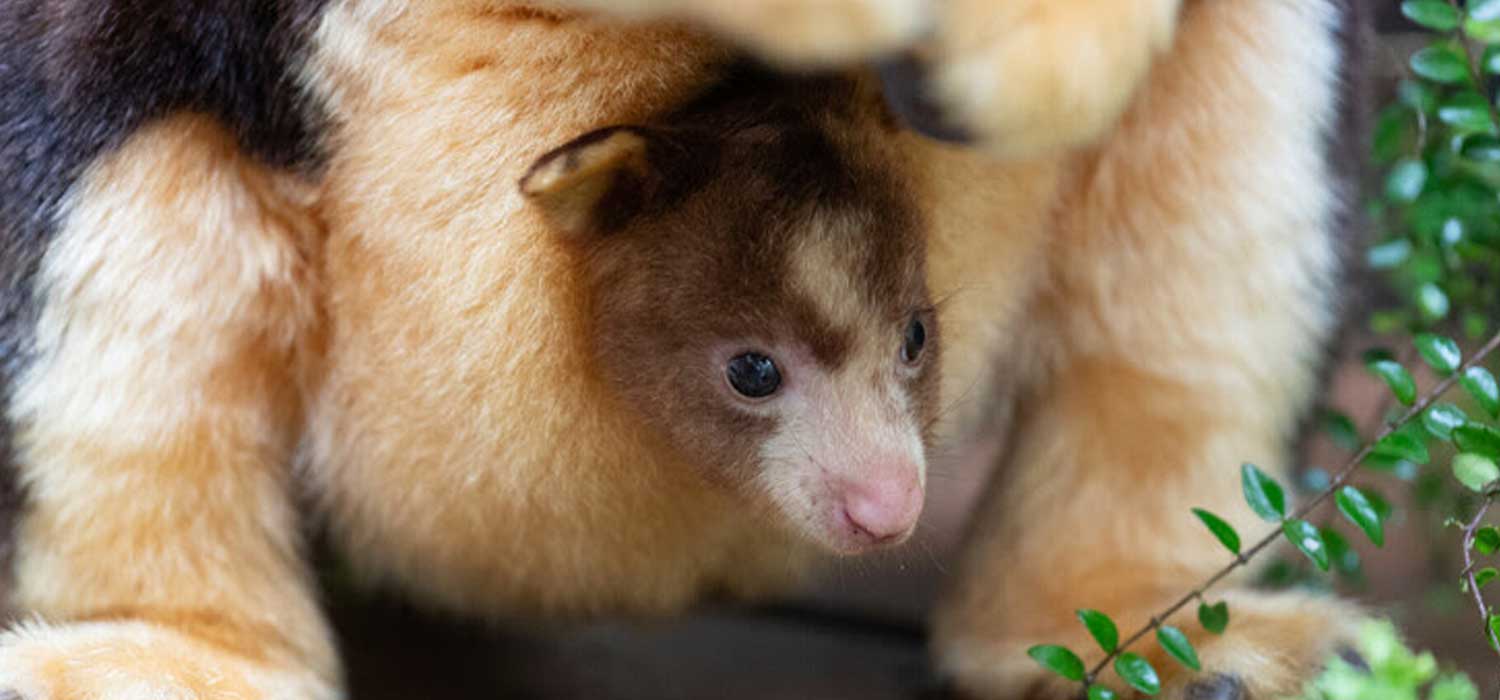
xmin=1283 ymin=519 xmax=1330 ymax=571
xmin=1191 ymin=508 xmax=1242 ymax=555
xmin=1410 ymin=44 xmax=1472 ymax=84
xmin=1466 ymin=133 xmax=1500 ymax=160
xmin=1114 ymin=653 xmax=1161 ymax=696
xmin=1365 ymin=488 xmax=1395 ymax=521
xmin=1323 ymin=410 xmax=1362 ymax=450
xmin=1367 ymin=359 xmax=1418 ymax=405
xmin=1373 ymin=431 xmax=1431 ymax=465
xmin=1336 ymin=486 xmax=1385 ymax=546
xmin=1385 ymin=159 xmax=1429 ymax=202
xmin=1442 ymin=219 xmax=1465 ymax=247
xmin=1475 ymin=567 xmax=1497 ymax=588
xmin=1461 ymin=367 xmax=1500 ymax=418
xmin=1402 ymin=0 xmax=1460 ymax=30
xmin=1454 ymin=453 xmax=1500 ymax=492
xmin=1367 ymin=238 xmax=1413 ymax=269
xmin=1455 ymin=424 xmax=1500 ymax=460
xmin=1415 ymin=334 xmax=1462 ymax=375
xmin=1416 ymin=283 xmax=1451 ymax=322
xmin=1087 ymin=686 xmax=1117 ymax=700
xmin=1423 ymin=402 xmax=1470 ymax=440
xmin=1027 ymin=645 xmax=1085 ymax=682
xmin=1473 ymin=0 xmax=1500 ymax=23
xmin=1077 ymin=609 xmax=1119 ymax=654
xmin=1241 ymin=463 xmax=1287 ymax=522
xmin=1198 ymin=601 xmax=1230 ymax=635
xmin=1468 ymin=16 xmax=1500 ymax=43
xmin=1399 ymin=79 xmax=1439 ymax=112
xmin=1486 ymin=44 xmax=1500 ymax=74
xmin=1437 ymin=91 xmax=1497 ymax=132
xmin=1321 ymin=526 xmax=1360 ymax=575
xmin=1476 ymin=526 xmax=1500 ymax=555
xmin=1156 ymin=625 xmax=1201 ymax=671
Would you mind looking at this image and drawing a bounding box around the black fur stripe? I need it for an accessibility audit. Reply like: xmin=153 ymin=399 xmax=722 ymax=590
xmin=0 ymin=0 xmax=330 ymax=597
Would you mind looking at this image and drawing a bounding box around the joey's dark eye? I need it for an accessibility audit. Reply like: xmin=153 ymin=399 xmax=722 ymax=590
xmin=726 ymin=352 xmax=782 ymax=398
xmin=901 ymin=315 xmax=927 ymax=364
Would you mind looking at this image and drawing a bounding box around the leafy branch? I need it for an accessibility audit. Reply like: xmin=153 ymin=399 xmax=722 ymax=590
xmin=1457 ymin=487 xmax=1500 ymax=664
xmin=1094 ymin=332 xmax=1500 ymax=678
xmin=1029 ymin=331 xmax=1500 ymax=698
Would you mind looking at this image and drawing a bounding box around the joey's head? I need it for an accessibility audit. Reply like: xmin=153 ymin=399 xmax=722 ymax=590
xmin=520 ymin=71 xmax=939 ymax=555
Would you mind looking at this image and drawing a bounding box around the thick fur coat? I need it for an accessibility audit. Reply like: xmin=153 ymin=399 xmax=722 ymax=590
xmin=0 ymin=1 xmax=1365 ymax=698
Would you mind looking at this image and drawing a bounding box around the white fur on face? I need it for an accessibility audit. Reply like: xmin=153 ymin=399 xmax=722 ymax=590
xmin=746 ymin=226 xmax=928 ymax=555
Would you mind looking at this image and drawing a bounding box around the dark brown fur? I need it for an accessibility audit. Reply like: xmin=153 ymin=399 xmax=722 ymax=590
xmin=537 ymin=65 xmax=937 ymax=487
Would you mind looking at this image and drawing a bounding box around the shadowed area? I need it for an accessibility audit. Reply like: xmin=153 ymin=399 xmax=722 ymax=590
xmin=334 ymin=598 xmax=945 ymax=700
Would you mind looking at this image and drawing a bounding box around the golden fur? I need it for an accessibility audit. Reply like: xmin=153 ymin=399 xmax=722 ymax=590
xmin=6 ymin=115 xmax=337 ymax=697
xmin=931 ymin=1 xmax=1358 ymax=695
xmin=1 ymin=0 xmax=1360 ymax=698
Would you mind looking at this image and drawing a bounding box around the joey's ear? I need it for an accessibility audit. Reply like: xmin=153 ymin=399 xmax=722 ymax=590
xmin=520 ymin=126 xmax=707 ymax=237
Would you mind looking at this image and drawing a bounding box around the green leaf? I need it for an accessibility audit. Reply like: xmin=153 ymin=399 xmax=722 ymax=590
xmin=1283 ymin=519 xmax=1330 ymax=571
xmin=1364 ymin=487 xmax=1395 ymax=521
xmin=1198 ymin=601 xmax=1229 ymax=634
xmin=1416 ymin=283 xmax=1451 ymax=322
xmin=1410 ymin=44 xmax=1471 ymax=84
xmin=1453 ymin=452 xmax=1500 ymax=491
xmin=1474 ymin=0 xmax=1500 ymax=23
xmin=1462 ymin=133 xmax=1500 ymax=160
xmin=1465 ymin=312 xmax=1490 ymax=341
xmin=1368 ymin=238 xmax=1410 ymax=268
xmin=1240 ymin=463 xmax=1286 ymax=522
xmin=1403 ymin=0 xmax=1460 ymax=30
xmin=1385 ymin=159 xmax=1428 ymax=202
xmin=1302 ymin=466 xmax=1331 ymax=492
xmin=1087 ymin=687 xmax=1117 ymax=700
xmin=1489 ymin=614 xmax=1500 ymax=651
xmin=1370 ymin=310 xmax=1411 ymax=335
xmin=1366 ymin=238 xmax=1413 ymax=269
xmin=1321 ymin=527 xmax=1360 ymax=575
xmin=1455 ymin=424 xmax=1500 ymax=459
xmin=1423 ymin=402 xmax=1470 ymax=440
xmin=1373 ymin=431 xmax=1431 ymax=465
xmin=1323 ymin=411 xmax=1362 ymax=451
xmin=1476 ymin=526 xmax=1500 ymax=555
xmin=1486 ymin=45 xmax=1500 ymax=74
xmin=1461 ymin=366 xmax=1500 ymax=418
xmin=1475 ymin=567 xmax=1497 ymax=588
xmin=1114 ymin=653 xmax=1161 ymax=696
xmin=1429 ymin=674 xmax=1480 ymax=700
xmin=1438 ymin=91 xmax=1497 ymax=132
xmin=1366 ymin=359 xmax=1417 ymax=405
xmin=1336 ymin=486 xmax=1384 ymax=546
xmin=1191 ymin=508 xmax=1241 ymax=554
xmin=1399 ymin=79 xmax=1440 ymax=113
xmin=1466 ymin=17 xmax=1500 ymax=43
xmin=1155 ymin=626 xmax=1201 ymax=671
xmin=1077 ymin=609 xmax=1119 ymax=654
xmin=1415 ymin=333 xmax=1462 ymax=375
xmin=1027 ymin=645 xmax=1085 ymax=681
xmin=1439 ymin=218 xmax=1465 ymax=246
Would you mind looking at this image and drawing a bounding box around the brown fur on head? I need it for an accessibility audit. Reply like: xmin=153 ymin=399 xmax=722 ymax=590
xmin=521 ymin=67 xmax=939 ymax=554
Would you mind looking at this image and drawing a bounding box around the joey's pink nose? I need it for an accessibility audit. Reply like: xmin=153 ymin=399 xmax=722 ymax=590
xmin=840 ymin=472 xmax=924 ymax=544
